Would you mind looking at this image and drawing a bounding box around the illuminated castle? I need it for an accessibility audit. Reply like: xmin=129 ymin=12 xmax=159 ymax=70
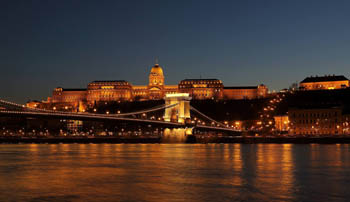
xmin=45 ymin=63 xmax=268 ymax=110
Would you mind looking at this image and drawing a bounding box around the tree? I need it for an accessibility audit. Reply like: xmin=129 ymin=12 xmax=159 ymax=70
xmin=289 ymin=82 xmax=299 ymax=91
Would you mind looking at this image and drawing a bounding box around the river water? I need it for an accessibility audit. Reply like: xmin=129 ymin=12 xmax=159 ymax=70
xmin=0 ymin=144 xmax=349 ymax=202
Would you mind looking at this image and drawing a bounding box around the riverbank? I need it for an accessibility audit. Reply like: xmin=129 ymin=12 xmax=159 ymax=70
xmin=196 ymin=136 xmax=350 ymax=144
xmin=0 ymin=137 xmax=161 ymax=144
xmin=1 ymin=136 xmax=350 ymax=144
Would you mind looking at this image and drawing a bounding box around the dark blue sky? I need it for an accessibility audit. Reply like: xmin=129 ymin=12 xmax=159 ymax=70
xmin=2 ymin=0 xmax=350 ymax=103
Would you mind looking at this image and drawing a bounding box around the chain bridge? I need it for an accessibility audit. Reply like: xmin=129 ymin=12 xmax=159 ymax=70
xmin=0 ymin=94 xmax=240 ymax=134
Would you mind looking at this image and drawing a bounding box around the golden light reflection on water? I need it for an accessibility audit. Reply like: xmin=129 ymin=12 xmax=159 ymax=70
xmin=252 ymin=144 xmax=294 ymax=201
xmin=0 ymin=144 xmax=350 ymax=202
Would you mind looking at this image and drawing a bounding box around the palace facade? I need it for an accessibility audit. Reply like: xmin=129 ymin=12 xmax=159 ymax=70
xmin=43 ymin=63 xmax=268 ymax=110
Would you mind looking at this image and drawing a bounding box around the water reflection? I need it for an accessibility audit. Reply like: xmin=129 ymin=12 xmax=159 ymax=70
xmin=162 ymin=128 xmax=190 ymax=143
xmin=0 ymin=144 xmax=349 ymax=202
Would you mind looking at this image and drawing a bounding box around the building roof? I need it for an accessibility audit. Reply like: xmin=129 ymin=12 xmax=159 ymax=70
xmin=62 ymin=88 xmax=86 ymax=91
xmin=224 ymin=86 xmax=257 ymax=89
xmin=91 ymin=80 xmax=128 ymax=83
xmin=288 ymin=105 xmax=343 ymax=112
xmin=181 ymin=79 xmax=220 ymax=81
xmin=301 ymin=75 xmax=349 ymax=83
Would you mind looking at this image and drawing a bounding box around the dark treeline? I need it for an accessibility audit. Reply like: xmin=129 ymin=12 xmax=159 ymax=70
xmin=190 ymin=99 xmax=268 ymax=121
xmin=276 ymin=89 xmax=350 ymax=115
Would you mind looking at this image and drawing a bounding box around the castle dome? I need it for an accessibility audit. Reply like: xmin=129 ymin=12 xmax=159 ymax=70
xmin=150 ymin=63 xmax=164 ymax=76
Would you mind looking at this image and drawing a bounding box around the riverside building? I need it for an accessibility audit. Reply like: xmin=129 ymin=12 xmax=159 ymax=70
xmin=288 ymin=107 xmax=344 ymax=135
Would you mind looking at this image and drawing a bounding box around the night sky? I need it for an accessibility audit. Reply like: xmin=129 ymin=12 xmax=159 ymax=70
xmin=2 ymin=0 xmax=350 ymax=103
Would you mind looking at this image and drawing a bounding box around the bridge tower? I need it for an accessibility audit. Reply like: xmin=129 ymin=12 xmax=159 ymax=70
xmin=164 ymin=93 xmax=191 ymax=123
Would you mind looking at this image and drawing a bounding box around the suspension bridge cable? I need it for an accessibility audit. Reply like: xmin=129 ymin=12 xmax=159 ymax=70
xmin=0 ymin=98 xmax=178 ymax=117
xmin=110 ymin=103 xmax=178 ymax=117
xmin=190 ymin=106 xmax=227 ymax=128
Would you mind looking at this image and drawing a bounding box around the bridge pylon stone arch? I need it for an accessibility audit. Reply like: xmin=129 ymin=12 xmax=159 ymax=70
xmin=163 ymin=93 xmax=191 ymax=123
